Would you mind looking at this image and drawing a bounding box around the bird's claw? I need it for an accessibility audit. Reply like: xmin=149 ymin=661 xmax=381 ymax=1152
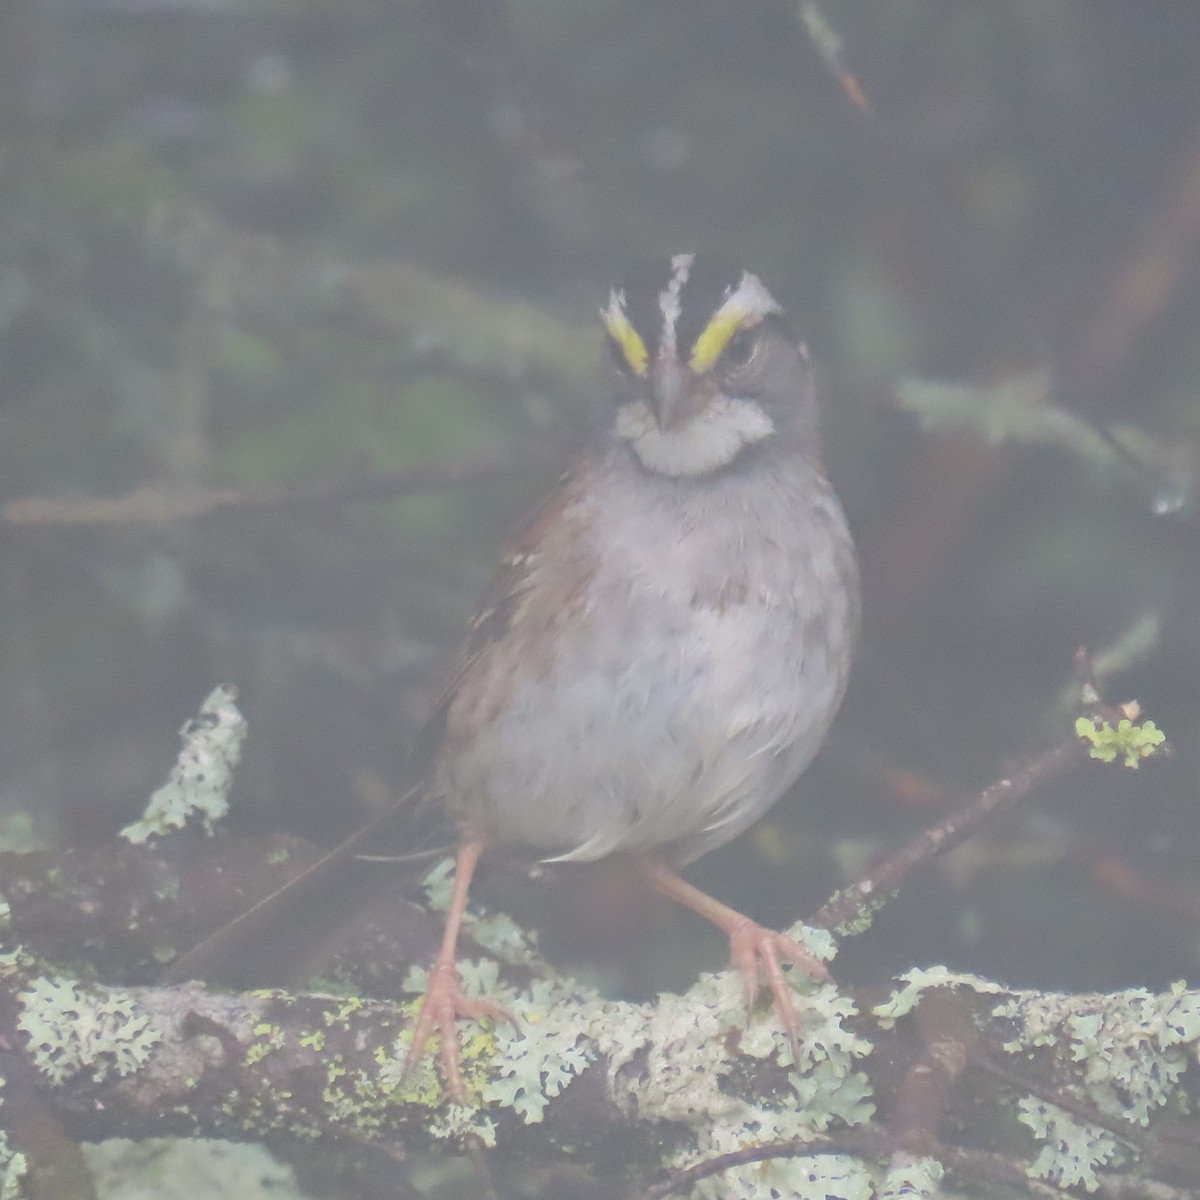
xmin=403 ymin=961 xmax=518 ymax=1104
xmin=728 ymin=918 xmax=830 ymax=1065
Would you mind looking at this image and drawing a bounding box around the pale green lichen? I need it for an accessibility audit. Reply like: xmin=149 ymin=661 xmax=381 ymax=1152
xmin=698 ymin=979 xmax=875 ymax=1200
xmin=879 ymin=1156 xmax=945 ymax=1200
xmin=419 ymin=858 xmax=543 ymax=967
xmin=873 ymin=965 xmax=1006 ymax=1027
xmin=84 ymin=1137 xmax=296 ymax=1200
xmin=790 ymin=922 xmax=839 ymax=965
xmin=991 ymin=979 xmax=1200 ymax=1190
xmin=1075 ymin=716 xmax=1166 ymax=768
xmin=397 ymin=930 xmax=867 ymax=1191
xmin=1018 ymin=1096 xmax=1123 ymax=1191
xmin=396 ymin=959 xmax=567 ymax=1116
xmin=17 ymin=977 xmax=162 ymax=1084
xmin=469 ymin=911 xmax=540 ymax=964
xmin=993 ymin=981 xmax=1200 ymax=1127
xmin=821 ymin=886 xmax=892 ymax=937
xmin=324 ymin=997 xmax=364 ymax=1025
xmin=420 ymin=858 xmax=455 ymax=912
xmin=713 ymin=1144 xmax=874 ymax=1200
xmin=427 ymin=1103 xmax=498 ymax=1148
xmin=396 ymin=938 xmax=1185 ymax=1196
xmin=0 ymin=813 xmax=48 ymax=854
xmin=121 ymin=686 xmax=247 ymax=843
xmin=484 ymin=977 xmax=595 ymax=1122
xmin=395 ymin=919 xmax=879 ymax=1196
xmin=592 ymin=934 xmax=876 ymax=1200
xmin=873 ymin=970 xmax=1200 ymax=1194
xmin=244 ymin=1022 xmax=286 ymax=1066
xmin=0 ymin=1129 xmax=25 ymax=1200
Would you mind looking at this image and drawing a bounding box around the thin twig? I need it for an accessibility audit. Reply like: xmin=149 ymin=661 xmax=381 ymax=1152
xmin=808 ymin=735 xmax=1087 ymax=934
xmin=636 ymin=1130 xmax=889 ymax=1200
xmin=1 ymin=441 xmax=567 ymax=530
xmin=798 ymin=1 xmax=874 ymax=116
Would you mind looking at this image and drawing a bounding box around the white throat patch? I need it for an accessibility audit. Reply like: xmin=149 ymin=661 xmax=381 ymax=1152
xmin=615 ymin=397 xmax=775 ymax=476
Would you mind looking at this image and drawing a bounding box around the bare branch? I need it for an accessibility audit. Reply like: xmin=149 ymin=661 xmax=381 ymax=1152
xmin=808 ymin=734 xmax=1088 ymax=934
xmin=0 ymin=442 xmax=567 ymax=531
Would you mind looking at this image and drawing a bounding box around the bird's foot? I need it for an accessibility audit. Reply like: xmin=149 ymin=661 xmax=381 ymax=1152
xmin=404 ymin=960 xmax=518 ymax=1105
xmin=727 ymin=917 xmax=831 ymax=1065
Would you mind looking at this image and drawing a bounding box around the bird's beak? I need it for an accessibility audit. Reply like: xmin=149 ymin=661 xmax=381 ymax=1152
xmin=651 ymin=357 xmax=691 ymax=432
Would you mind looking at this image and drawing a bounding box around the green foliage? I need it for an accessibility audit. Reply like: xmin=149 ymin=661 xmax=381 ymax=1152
xmin=1074 ymin=717 xmax=1166 ymax=769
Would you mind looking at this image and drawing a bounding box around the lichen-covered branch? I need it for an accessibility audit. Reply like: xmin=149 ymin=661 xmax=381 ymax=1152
xmin=0 ymin=691 xmax=1186 ymax=1197
xmin=0 ymin=940 xmax=1198 ymax=1199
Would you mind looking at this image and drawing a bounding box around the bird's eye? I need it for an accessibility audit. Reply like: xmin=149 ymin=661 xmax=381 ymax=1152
xmin=722 ymin=328 xmax=759 ymax=369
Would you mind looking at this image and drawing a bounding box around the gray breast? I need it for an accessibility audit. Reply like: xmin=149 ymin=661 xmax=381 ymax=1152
xmin=437 ymin=450 xmax=859 ymax=866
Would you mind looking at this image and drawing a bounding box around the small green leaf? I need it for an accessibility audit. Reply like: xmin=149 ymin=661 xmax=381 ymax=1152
xmin=1075 ymin=717 xmax=1165 ymax=768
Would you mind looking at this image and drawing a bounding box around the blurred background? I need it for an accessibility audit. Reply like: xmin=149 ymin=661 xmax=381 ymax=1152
xmin=2 ymin=0 xmax=1199 ymax=1023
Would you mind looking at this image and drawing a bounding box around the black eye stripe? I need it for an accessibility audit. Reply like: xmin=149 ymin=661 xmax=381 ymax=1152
xmin=606 ymin=256 xmax=781 ymax=365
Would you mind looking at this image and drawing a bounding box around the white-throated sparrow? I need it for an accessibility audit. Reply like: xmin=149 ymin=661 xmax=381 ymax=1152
xmin=408 ymin=253 xmax=861 ymax=1100
xmin=165 ymin=253 xmax=860 ymax=1100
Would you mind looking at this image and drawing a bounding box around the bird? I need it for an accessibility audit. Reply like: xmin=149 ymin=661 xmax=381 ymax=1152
xmin=165 ymin=253 xmax=860 ymax=1105
xmin=404 ymin=253 xmax=860 ymax=1101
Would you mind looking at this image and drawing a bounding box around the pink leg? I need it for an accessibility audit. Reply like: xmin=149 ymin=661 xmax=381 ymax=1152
xmin=642 ymin=858 xmax=830 ymax=1063
xmin=404 ymin=841 xmax=516 ymax=1103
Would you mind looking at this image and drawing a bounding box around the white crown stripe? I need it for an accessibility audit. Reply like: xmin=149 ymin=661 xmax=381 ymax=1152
xmin=657 ymin=254 xmax=694 ymax=360
xmin=723 ymin=271 xmax=783 ymax=322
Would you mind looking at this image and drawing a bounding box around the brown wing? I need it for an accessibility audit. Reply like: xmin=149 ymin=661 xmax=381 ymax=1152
xmin=412 ymin=460 xmax=593 ymax=779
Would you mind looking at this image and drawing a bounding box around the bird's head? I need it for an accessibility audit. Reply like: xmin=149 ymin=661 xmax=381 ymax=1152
xmin=601 ymin=253 xmax=817 ymax=477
